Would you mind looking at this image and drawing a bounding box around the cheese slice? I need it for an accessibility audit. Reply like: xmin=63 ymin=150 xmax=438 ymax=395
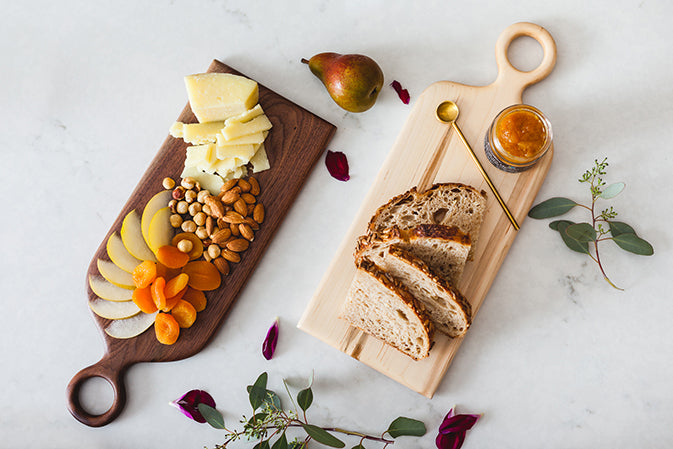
xmin=216 ymin=143 xmax=257 ymax=161
xmin=222 ymin=165 xmax=248 ymax=181
xmin=185 ymin=73 xmax=258 ymax=123
xmin=182 ymin=121 xmax=225 ymax=144
xmin=169 ymin=122 xmax=184 ymax=138
xmin=250 ymin=144 xmax=270 ymax=173
xmin=216 ymin=131 xmax=267 ymax=147
xmin=222 ymin=114 xmax=273 ymax=140
xmin=184 ymin=144 xmax=218 ymax=173
xmin=180 ymin=165 xmax=225 ymax=194
xmin=224 ymin=104 xmax=264 ymax=126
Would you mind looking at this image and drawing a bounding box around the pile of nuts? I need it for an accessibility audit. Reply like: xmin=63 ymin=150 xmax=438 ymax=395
xmin=163 ymin=176 xmax=265 ymax=275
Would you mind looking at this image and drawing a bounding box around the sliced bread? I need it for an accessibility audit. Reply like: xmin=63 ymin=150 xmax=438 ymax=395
xmin=360 ymin=246 xmax=471 ymax=337
xmin=342 ymin=260 xmax=434 ymax=361
xmin=366 ymin=183 xmax=487 ymax=258
xmin=356 ymin=224 xmax=471 ymax=286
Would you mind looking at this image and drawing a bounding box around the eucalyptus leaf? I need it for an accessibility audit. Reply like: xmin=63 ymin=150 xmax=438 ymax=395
xmin=549 ymin=219 xmax=574 ymax=231
xmin=288 ymin=442 xmax=306 ymax=449
xmin=557 ymin=222 xmax=590 ymax=254
xmin=609 ymin=221 xmax=636 ymax=237
xmin=600 ymin=182 xmax=625 ymax=199
xmin=612 ymin=233 xmax=654 ymax=255
xmin=197 ymin=403 xmax=225 ymax=429
xmin=297 ymin=387 xmax=313 ymax=412
xmin=351 ymin=445 xmax=366 ymax=449
xmin=565 ymin=223 xmax=597 ymax=242
xmin=249 ymin=372 xmax=269 ymax=410
xmin=253 ymin=440 xmax=271 ymax=449
xmin=301 ymin=424 xmax=345 ymax=448
xmin=248 ymin=386 xmax=283 ymax=411
xmin=528 ymin=197 xmax=577 ymax=219
xmin=385 ymin=416 xmax=427 ymax=438
xmin=271 ymin=433 xmax=289 ymax=449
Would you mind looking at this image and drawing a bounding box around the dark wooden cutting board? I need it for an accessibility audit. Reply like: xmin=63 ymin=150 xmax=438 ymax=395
xmin=67 ymin=60 xmax=336 ymax=427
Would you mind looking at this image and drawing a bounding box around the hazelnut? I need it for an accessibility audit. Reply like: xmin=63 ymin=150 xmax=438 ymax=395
xmin=162 ymin=177 xmax=175 ymax=190
xmin=172 ymin=186 xmax=185 ymax=200
xmin=181 ymin=177 xmax=196 ymax=190
xmin=181 ymin=220 xmax=197 ymax=233
xmin=169 ymin=214 xmax=183 ymax=228
xmin=185 ymin=189 xmax=197 ymax=203
xmin=176 ymin=238 xmax=193 ymax=253
xmin=176 ymin=200 xmax=189 ymax=215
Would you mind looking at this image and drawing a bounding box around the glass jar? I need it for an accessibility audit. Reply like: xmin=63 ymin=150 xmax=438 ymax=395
xmin=484 ymin=104 xmax=552 ymax=173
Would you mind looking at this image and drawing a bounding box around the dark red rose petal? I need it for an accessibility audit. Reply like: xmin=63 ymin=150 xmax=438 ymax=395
xmin=439 ymin=412 xmax=480 ymax=434
xmin=325 ymin=150 xmax=350 ymax=181
xmin=436 ymin=430 xmax=465 ymax=449
xmin=390 ymin=80 xmax=410 ymax=104
xmin=170 ymin=389 xmax=216 ymax=423
xmin=262 ymin=318 xmax=279 ymax=360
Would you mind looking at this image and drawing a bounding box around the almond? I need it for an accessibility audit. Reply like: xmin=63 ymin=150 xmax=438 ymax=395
xmin=241 ymin=193 xmax=256 ymax=204
xmin=221 ymin=190 xmax=240 ymax=205
xmin=204 ymin=195 xmax=225 ymax=218
xmin=211 ymin=228 xmax=232 ymax=245
xmin=234 ymin=198 xmax=248 ymax=216
xmin=229 ymin=222 xmax=240 ymax=236
xmin=227 ymin=238 xmax=250 ymax=252
xmin=238 ymin=178 xmax=251 ymax=193
xmin=253 ymin=203 xmax=265 ymax=224
xmin=239 ymin=223 xmax=254 ymax=241
xmin=249 ymin=177 xmax=260 ymax=196
xmin=222 ymin=210 xmax=245 ymax=224
xmin=205 ymin=216 xmax=215 ymax=236
xmin=221 ymin=248 xmax=241 ymax=263
xmin=212 ymin=257 xmax=230 ymax=275
xmin=220 ymin=179 xmax=238 ymax=193
xmin=244 ymin=217 xmax=260 ymax=231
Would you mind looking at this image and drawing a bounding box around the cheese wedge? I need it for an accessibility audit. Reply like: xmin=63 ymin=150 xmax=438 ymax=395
xmin=221 ymin=114 xmax=273 ymax=140
xmin=250 ymin=144 xmax=270 ymax=173
xmin=216 ymin=131 xmax=267 ymax=147
xmin=185 ymin=73 xmax=258 ymax=123
xmin=182 ymin=121 xmax=225 ymax=144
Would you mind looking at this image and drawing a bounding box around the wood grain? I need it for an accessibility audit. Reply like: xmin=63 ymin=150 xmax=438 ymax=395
xmin=298 ymin=22 xmax=557 ymax=397
xmin=67 ymin=60 xmax=336 ymax=427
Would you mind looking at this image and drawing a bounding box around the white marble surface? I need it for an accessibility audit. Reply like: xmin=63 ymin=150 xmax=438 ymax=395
xmin=2 ymin=1 xmax=672 ymax=447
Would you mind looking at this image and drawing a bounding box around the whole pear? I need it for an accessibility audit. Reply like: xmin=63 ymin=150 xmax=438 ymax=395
xmin=302 ymin=52 xmax=384 ymax=113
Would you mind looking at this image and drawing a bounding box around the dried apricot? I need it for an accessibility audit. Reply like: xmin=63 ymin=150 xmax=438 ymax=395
xmin=182 ymin=287 xmax=207 ymax=312
xmin=155 ymin=312 xmax=180 ymax=345
xmin=171 ymin=232 xmax=204 ymax=260
xmin=131 ymin=286 xmax=157 ymax=314
xmin=182 ymin=261 xmax=221 ymax=291
xmin=132 ymin=260 xmax=157 ymax=289
xmin=171 ymin=300 xmax=197 ymax=328
xmin=165 ymin=273 xmax=189 ymax=298
xmin=156 ymin=245 xmax=190 ymax=269
xmin=151 ymin=277 xmax=167 ymax=310
xmin=162 ymin=285 xmax=188 ymax=312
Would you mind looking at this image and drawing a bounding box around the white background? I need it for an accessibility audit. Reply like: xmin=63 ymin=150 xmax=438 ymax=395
xmin=2 ymin=1 xmax=672 ymax=447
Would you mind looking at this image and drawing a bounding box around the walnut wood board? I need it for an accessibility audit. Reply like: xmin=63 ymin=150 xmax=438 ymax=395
xmin=67 ymin=60 xmax=336 ymax=426
xmin=298 ymin=22 xmax=557 ymax=397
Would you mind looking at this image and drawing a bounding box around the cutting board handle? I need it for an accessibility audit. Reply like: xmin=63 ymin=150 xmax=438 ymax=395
xmin=495 ymin=22 xmax=557 ymax=88
xmin=66 ymin=354 xmax=128 ymax=427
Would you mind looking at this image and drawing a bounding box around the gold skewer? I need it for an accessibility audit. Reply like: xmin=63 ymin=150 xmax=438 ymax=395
xmin=436 ymin=101 xmax=519 ymax=231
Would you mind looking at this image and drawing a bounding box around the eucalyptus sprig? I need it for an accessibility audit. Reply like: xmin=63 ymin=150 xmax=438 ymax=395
xmin=528 ymin=158 xmax=653 ymax=290
xmin=193 ymin=372 xmax=426 ymax=449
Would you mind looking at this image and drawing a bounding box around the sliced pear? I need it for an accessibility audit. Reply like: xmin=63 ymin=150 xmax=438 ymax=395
xmin=106 ymin=232 xmax=142 ymax=273
xmin=105 ymin=311 xmax=158 ymax=339
xmin=89 ymin=297 xmax=141 ymax=320
xmin=147 ymin=207 xmax=174 ymax=254
xmin=89 ymin=275 xmax=134 ymax=302
xmin=141 ymin=190 xmax=172 ymax=245
xmin=97 ymin=259 xmax=134 ymax=289
xmin=121 ymin=209 xmax=157 ymax=262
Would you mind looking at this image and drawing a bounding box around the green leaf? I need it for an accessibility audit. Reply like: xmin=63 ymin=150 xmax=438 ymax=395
xmin=565 ymin=223 xmax=597 ymax=242
xmin=549 ymin=219 xmax=574 ymax=231
xmin=253 ymin=441 xmax=271 ymax=449
xmin=600 ymin=182 xmax=625 ymax=199
xmin=297 ymin=387 xmax=313 ymax=412
xmin=197 ymin=403 xmax=225 ymax=429
xmin=247 ymin=386 xmax=283 ymax=411
xmin=612 ymin=233 xmax=654 ymax=255
xmin=557 ymin=222 xmax=590 ymax=254
xmin=271 ymin=433 xmax=289 ymax=449
xmin=301 ymin=424 xmax=345 ymax=448
xmin=288 ymin=442 xmax=306 ymax=449
xmin=249 ymin=372 xmax=269 ymax=410
xmin=609 ymin=221 xmax=636 ymax=237
xmin=351 ymin=445 xmax=366 ymax=449
xmin=385 ymin=416 xmax=427 ymax=438
xmin=528 ymin=197 xmax=578 ymax=219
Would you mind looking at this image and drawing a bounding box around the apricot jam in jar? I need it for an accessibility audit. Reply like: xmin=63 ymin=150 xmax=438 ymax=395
xmin=484 ymin=104 xmax=552 ymax=173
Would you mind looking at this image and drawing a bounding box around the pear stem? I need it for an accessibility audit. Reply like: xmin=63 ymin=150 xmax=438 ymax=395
xmin=300 ymin=58 xmax=309 ymax=64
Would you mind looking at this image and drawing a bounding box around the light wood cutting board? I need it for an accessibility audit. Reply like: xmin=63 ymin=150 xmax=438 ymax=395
xmin=298 ymin=22 xmax=557 ymax=397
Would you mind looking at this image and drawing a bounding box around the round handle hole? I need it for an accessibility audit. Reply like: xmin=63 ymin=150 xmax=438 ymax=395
xmin=507 ymin=35 xmax=544 ymax=72
xmin=76 ymin=375 xmax=115 ymax=416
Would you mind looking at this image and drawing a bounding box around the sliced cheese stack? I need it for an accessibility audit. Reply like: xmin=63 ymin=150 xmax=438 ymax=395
xmin=170 ymin=73 xmax=272 ymax=193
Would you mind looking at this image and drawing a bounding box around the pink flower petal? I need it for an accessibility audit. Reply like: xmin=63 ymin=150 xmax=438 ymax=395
xmin=262 ymin=318 xmax=279 ymax=360
xmin=390 ymin=80 xmax=410 ymax=104
xmin=169 ymin=389 xmax=216 ymax=423
xmin=325 ymin=150 xmax=350 ymax=181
